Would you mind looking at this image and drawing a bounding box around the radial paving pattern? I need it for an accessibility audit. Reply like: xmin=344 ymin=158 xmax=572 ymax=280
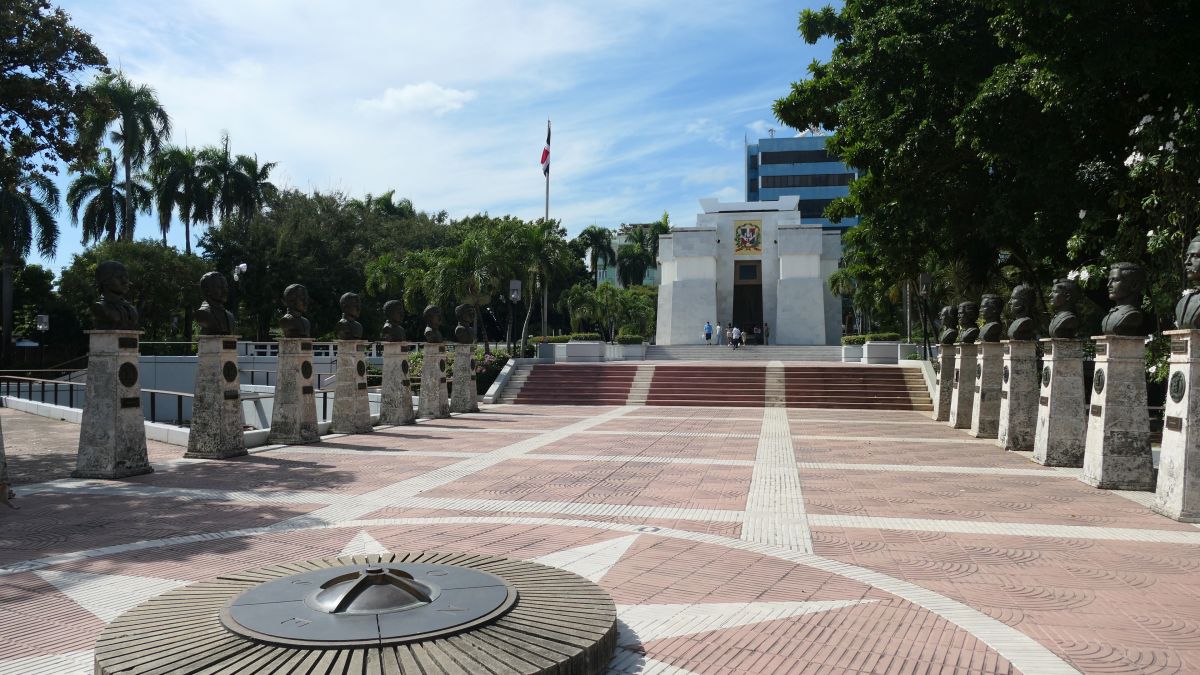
xmin=2 ymin=404 xmax=1200 ymax=673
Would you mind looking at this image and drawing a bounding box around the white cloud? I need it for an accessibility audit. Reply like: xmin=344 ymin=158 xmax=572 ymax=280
xmin=745 ymin=119 xmax=774 ymax=139
xmin=683 ymin=165 xmax=736 ymax=185
xmin=686 ymin=118 xmax=738 ymax=150
xmin=357 ymin=83 xmax=477 ymax=115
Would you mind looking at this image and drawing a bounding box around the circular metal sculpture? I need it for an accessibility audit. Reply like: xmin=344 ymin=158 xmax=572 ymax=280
xmin=1093 ymin=369 xmax=1106 ymax=395
xmin=1002 ymin=365 xmax=1009 ymax=384
xmin=1171 ymin=370 xmax=1187 ymax=403
xmin=1042 ymin=366 xmax=1052 ymax=387
xmin=93 ymin=552 xmax=617 ymax=675
xmin=222 ymin=361 xmax=238 ymax=383
xmin=118 ymin=362 xmax=138 ymax=388
xmin=301 ymin=360 xmax=313 ymax=378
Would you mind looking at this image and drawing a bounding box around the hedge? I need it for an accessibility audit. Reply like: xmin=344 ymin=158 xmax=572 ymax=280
xmin=568 ymin=333 xmax=603 ymax=342
xmin=615 ymin=335 xmax=645 ymax=344
xmin=841 ymin=332 xmax=903 ymax=345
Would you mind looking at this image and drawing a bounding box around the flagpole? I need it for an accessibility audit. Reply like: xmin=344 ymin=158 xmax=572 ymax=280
xmin=542 ymin=119 xmax=550 ymax=339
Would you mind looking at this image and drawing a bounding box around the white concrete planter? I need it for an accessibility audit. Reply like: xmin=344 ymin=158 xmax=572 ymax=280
xmin=841 ymin=345 xmax=863 ymax=362
xmin=862 ymin=341 xmax=899 ymax=364
xmin=605 ymin=343 xmax=646 ymax=361
xmin=565 ymin=341 xmax=605 ymax=362
xmin=897 ymin=342 xmax=920 ymax=360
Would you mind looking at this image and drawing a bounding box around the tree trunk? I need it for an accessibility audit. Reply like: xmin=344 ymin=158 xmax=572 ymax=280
xmin=519 ymin=279 xmax=537 ymax=358
xmin=1 ymin=252 xmax=14 ymax=366
xmin=505 ymin=299 xmax=514 ymax=352
xmin=123 ymin=149 xmax=135 ymax=241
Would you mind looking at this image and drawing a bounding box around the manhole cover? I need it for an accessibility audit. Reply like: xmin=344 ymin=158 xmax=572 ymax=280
xmin=94 ymin=552 xmax=617 ymax=674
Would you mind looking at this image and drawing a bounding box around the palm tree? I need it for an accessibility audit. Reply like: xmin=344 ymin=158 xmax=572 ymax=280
xmin=82 ymin=71 xmax=171 ymax=240
xmin=575 ymin=225 xmax=616 ymax=285
xmin=518 ymin=219 xmax=573 ymax=354
xmin=557 ymin=283 xmax=598 ymax=333
xmin=617 ymin=225 xmax=653 ymax=287
xmin=150 ymin=145 xmax=211 ymax=253
xmin=67 ymin=148 xmax=148 ymax=244
xmin=198 ymin=133 xmax=241 ymax=223
xmin=0 ymin=173 xmax=60 ymax=362
xmin=648 ymin=211 xmax=671 ymax=262
xmin=233 ymin=153 xmax=278 ymax=219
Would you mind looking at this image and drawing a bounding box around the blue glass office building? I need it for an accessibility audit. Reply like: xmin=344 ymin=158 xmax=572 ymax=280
xmin=745 ymin=134 xmax=858 ymax=229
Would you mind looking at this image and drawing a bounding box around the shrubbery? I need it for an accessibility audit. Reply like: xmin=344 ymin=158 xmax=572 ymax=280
xmin=841 ymin=332 xmax=902 ymax=345
xmin=615 ymin=335 xmax=645 ymax=344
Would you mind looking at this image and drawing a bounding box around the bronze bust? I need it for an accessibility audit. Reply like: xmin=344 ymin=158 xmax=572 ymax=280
xmin=453 ymin=304 xmax=475 ymax=344
xmin=1176 ymin=235 xmax=1200 ymax=329
xmin=423 ymin=304 xmax=444 ymax=343
xmin=958 ymin=301 xmax=980 ymax=344
xmin=979 ymin=294 xmax=1003 ymax=342
xmin=1006 ymin=284 xmax=1037 ymax=340
xmin=1048 ymin=278 xmax=1081 ymax=339
xmin=196 ymin=271 xmax=235 ymax=335
xmin=938 ymin=305 xmax=958 ymax=345
xmin=90 ymin=260 xmax=138 ymax=330
xmin=278 ymin=283 xmax=311 ymax=338
xmin=335 ymin=292 xmax=363 ymax=340
xmin=381 ymin=300 xmax=406 ymax=342
xmin=1100 ymin=262 xmax=1147 ymax=336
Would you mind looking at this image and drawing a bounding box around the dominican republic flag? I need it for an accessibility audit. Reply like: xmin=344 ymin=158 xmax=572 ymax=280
xmin=540 ymin=121 xmax=551 ymax=176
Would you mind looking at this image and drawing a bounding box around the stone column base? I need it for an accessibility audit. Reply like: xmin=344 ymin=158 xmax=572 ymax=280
xmin=330 ymin=340 xmax=373 ymax=434
xmin=418 ymin=344 xmax=451 ymax=419
xmin=1033 ymin=339 xmax=1086 ymax=467
xmin=970 ymin=342 xmax=1002 ymax=438
xmin=380 ymin=343 xmax=416 ymax=425
xmin=185 ymin=335 xmax=247 ymax=459
xmin=998 ymin=340 xmax=1038 ymax=452
xmin=1154 ymin=330 xmax=1200 ymax=520
xmin=949 ymin=343 xmax=977 ymax=429
xmin=450 ymin=344 xmax=480 ymax=413
xmin=74 ymin=330 xmax=151 ymax=478
xmin=1081 ymin=335 xmax=1153 ymax=490
xmin=267 ymin=338 xmax=319 ymax=445
xmin=932 ymin=350 xmax=954 ymax=422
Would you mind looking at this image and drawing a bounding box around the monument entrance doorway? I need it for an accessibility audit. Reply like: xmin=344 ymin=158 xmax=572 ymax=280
xmin=733 ymin=260 xmax=763 ymax=336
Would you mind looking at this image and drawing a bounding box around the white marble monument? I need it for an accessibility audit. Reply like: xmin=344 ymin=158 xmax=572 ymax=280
xmin=1080 ymin=336 xmax=1154 ymax=490
xmin=184 ymin=335 xmax=246 ymax=459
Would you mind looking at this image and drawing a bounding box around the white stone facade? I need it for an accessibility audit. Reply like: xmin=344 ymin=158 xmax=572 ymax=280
xmin=655 ymin=197 xmax=843 ymax=346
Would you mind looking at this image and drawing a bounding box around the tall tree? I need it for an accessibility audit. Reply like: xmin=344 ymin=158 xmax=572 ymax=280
xmin=574 ymin=225 xmax=615 ymax=285
xmin=232 ymin=153 xmax=277 ymax=220
xmin=81 ymin=71 xmax=170 ymax=240
xmin=0 ymin=0 xmax=107 ymax=184
xmin=150 ymin=145 xmax=210 ymax=252
xmin=67 ymin=147 xmax=147 ymax=244
xmin=0 ymin=172 xmax=59 ymax=362
xmin=616 ymin=225 xmax=653 ymax=287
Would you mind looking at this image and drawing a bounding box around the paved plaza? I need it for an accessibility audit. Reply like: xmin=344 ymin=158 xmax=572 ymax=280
xmin=2 ymin=404 xmax=1200 ymax=674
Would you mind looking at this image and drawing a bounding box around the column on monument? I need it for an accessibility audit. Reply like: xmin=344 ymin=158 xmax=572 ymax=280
xmin=418 ymin=344 xmax=451 ymax=419
xmin=185 ymin=335 xmax=247 ymax=459
xmin=380 ymin=342 xmax=416 ymax=425
xmin=657 ymin=232 xmax=718 ymax=346
xmin=1155 ymin=330 xmax=1200 ymax=521
xmin=450 ymin=344 xmax=480 ymax=413
xmin=331 ymin=341 xmax=373 ymax=434
xmin=74 ymin=331 xmax=152 ymax=478
xmin=268 ymin=338 xmax=319 ymax=445
xmin=1033 ymin=339 xmax=1086 ymax=466
xmin=932 ymin=347 xmax=955 ymax=422
xmin=998 ymin=340 xmax=1039 ymax=452
xmin=1080 ymin=336 xmax=1153 ymax=489
xmin=970 ymin=342 xmax=1003 ymax=438
xmin=948 ymin=343 xmax=977 ymax=429
xmin=776 ymin=226 xmax=827 ymax=346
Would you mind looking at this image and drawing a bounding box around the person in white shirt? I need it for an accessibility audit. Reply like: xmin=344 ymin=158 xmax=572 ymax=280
xmin=731 ymin=326 xmax=742 ymax=349
xmin=715 ymin=322 xmax=724 ymax=346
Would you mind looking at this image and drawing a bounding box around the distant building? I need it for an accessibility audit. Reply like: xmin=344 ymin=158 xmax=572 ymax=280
xmin=745 ymin=132 xmax=859 ymax=229
xmin=656 ymin=197 xmax=843 ymax=345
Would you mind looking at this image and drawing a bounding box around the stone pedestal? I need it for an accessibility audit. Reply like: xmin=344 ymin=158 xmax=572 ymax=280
xmin=331 ymin=341 xmax=373 ymax=434
xmin=74 ymin=330 xmax=151 ymax=478
xmin=418 ymin=344 xmax=450 ymax=419
xmin=932 ymin=349 xmax=955 ymax=422
xmin=970 ymin=342 xmax=1003 ymax=438
xmin=1155 ymin=330 xmax=1200 ymax=520
xmin=380 ymin=342 xmax=416 ymax=425
xmin=1033 ymin=339 xmax=1086 ymax=466
xmin=450 ymin=344 xmax=480 ymax=413
xmin=185 ymin=335 xmax=246 ymax=459
xmin=998 ymin=340 xmax=1038 ymax=452
xmin=267 ymin=338 xmax=319 ymax=445
xmin=1081 ymin=335 xmax=1153 ymax=490
xmin=948 ymin=343 xmax=977 ymax=429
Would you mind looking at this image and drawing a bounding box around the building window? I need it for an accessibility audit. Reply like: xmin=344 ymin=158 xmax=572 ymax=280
xmin=737 ymin=263 xmax=759 ymax=281
xmin=760 ymin=149 xmax=835 ymax=164
xmin=797 ymin=199 xmax=835 ymax=219
xmin=760 ymin=173 xmax=854 ymax=189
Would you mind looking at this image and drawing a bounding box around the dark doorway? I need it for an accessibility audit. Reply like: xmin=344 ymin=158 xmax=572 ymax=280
xmin=732 ymin=260 xmax=763 ymax=339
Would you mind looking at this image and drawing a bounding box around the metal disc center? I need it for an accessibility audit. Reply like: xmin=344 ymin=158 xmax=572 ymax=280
xmin=220 ymin=562 xmax=517 ymax=647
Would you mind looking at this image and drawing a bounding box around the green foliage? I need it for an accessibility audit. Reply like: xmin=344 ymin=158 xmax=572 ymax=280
xmin=68 ymin=148 xmax=147 ymax=244
xmin=841 ymin=335 xmax=866 ymax=346
xmin=568 ymin=333 xmax=602 ymax=342
xmin=58 ymin=239 xmax=206 ymax=340
xmin=841 ymin=332 xmax=900 ymax=346
xmin=0 ymin=0 xmax=108 ymax=183
xmin=534 ymin=335 xmax=571 ymax=343
xmin=615 ymin=334 xmax=645 ymax=344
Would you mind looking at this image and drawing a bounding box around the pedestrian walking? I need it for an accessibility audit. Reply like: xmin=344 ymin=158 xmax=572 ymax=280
xmin=715 ymin=321 xmax=724 ymax=346
xmin=704 ymin=321 xmax=713 ymax=345
xmin=731 ymin=326 xmax=742 ymax=349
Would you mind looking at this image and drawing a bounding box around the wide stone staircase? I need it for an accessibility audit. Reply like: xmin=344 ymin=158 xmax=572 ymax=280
xmin=500 ymin=362 xmax=932 ymax=411
xmin=644 ymin=345 xmax=842 ymax=361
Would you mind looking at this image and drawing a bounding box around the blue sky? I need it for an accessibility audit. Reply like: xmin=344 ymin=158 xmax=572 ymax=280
xmin=45 ymin=0 xmax=836 ymax=273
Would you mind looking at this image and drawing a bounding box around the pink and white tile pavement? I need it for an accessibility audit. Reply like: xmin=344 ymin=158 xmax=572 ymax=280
xmin=2 ymin=404 xmax=1199 ymax=673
